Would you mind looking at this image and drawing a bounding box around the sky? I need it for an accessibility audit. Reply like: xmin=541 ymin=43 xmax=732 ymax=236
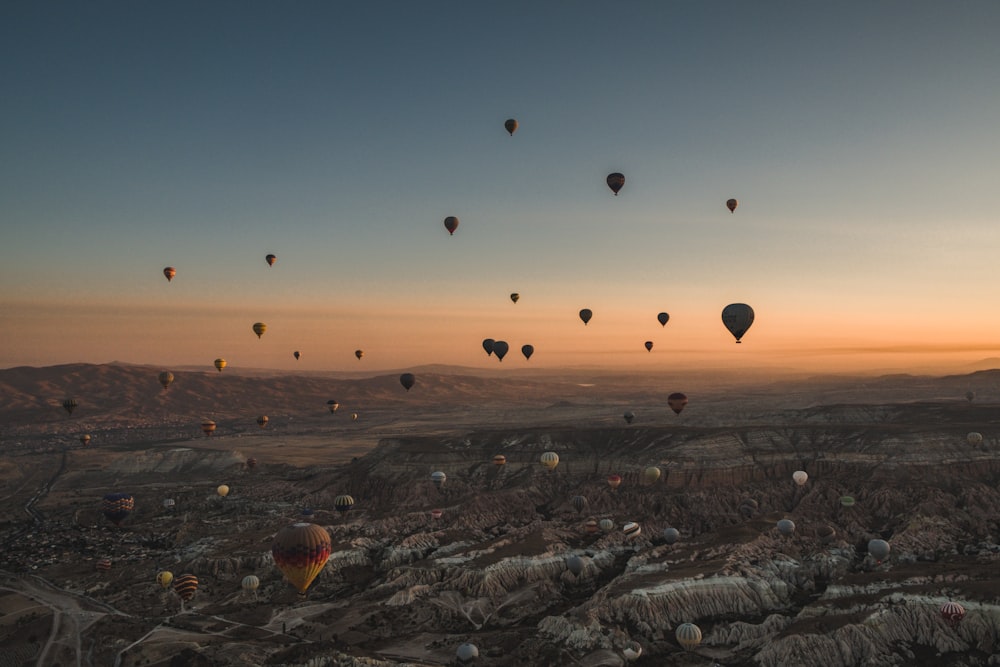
xmin=3 ymin=1 xmax=1000 ymax=374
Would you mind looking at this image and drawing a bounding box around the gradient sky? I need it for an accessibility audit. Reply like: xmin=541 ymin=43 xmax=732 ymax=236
xmin=3 ymin=1 xmax=1000 ymax=374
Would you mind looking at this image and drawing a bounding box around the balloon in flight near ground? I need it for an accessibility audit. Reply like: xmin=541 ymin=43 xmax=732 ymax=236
xmin=62 ymin=398 xmax=78 ymax=415
xmin=162 ymin=498 xmax=175 ymax=510
xmin=644 ymin=341 xmax=653 ymax=352
xmin=252 ymin=322 xmax=267 ymax=339
xmin=294 ymin=351 xmax=300 ymax=360
xmin=510 ymin=292 xmax=520 ymax=303
xmin=456 ymin=643 xmax=479 ymax=664
xmin=443 ymin=216 xmax=459 ymax=235
xmin=676 ymin=623 xmax=702 ymax=650
xmin=201 ymin=420 xmax=216 ymax=436
xmin=566 ymin=554 xmax=584 ymax=576
xmin=663 ymin=527 xmax=680 ymax=544
xmin=726 ymin=198 xmax=738 ymax=213
xmin=504 ymin=118 xmax=518 ymax=136
xmin=623 ymin=521 xmax=641 ymax=538
xmin=217 ymin=484 xmax=230 ymax=497
xmin=242 ymin=575 xmax=260 ymax=592
xmin=643 ymin=466 xmax=661 ymax=485
xmin=722 ymin=303 xmax=755 ymax=343
xmin=492 ymin=454 xmax=506 ymax=466
xmin=965 ymin=390 xmax=975 ymax=403
xmin=623 ymin=411 xmax=635 ymax=424
xmin=492 ymin=341 xmax=509 ymax=361
xmin=940 ymin=601 xmax=966 ymax=626
xmin=482 ymin=339 xmax=495 ymax=357
xmin=657 ymin=312 xmax=670 ymax=327
xmin=606 ymin=172 xmax=625 ymax=195
xmin=607 ymin=474 xmax=622 ymax=490
xmin=157 ymin=571 xmax=173 ymax=589
xmin=214 ymin=358 xmax=227 ymax=372
xmin=868 ymin=538 xmax=891 ymax=563
xmin=326 ymin=400 xmax=340 ymax=413
xmin=265 ymin=254 xmax=276 ymax=266
xmin=792 ymin=470 xmax=808 ymax=486
xmin=579 ymin=308 xmax=593 ymax=325
xmin=256 ymin=415 xmax=268 ymax=428
xmin=334 ymin=494 xmax=355 ymax=514
xmin=776 ymin=519 xmax=795 ymax=535
xmin=247 ymin=457 xmax=258 ymax=470
xmin=521 ymin=344 xmax=534 ymax=360
xmin=173 ymin=574 xmax=198 ymax=601
xmin=599 ymin=518 xmax=614 ymax=532
xmin=158 ymin=371 xmax=174 ymax=389
xmin=667 ymin=392 xmax=688 ymax=415
xmin=79 ymin=434 xmax=91 ymax=445
xmin=102 ymin=493 xmax=134 ymax=526
xmin=355 ymin=349 xmax=364 ymax=360
xmin=571 ymin=495 xmax=588 ymax=514
xmin=431 ymin=471 xmax=446 ymax=488
xmin=399 ymin=373 xmax=416 ymax=391
xmin=840 ymin=496 xmax=856 ymax=507
xmin=623 ymin=641 xmax=642 ymax=661
xmin=271 ymin=522 xmax=332 ymax=594
xmin=163 ymin=266 xmax=176 ymax=282
xmin=540 ymin=451 xmax=559 ymax=470
xmin=967 ymin=432 xmax=983 ymax=446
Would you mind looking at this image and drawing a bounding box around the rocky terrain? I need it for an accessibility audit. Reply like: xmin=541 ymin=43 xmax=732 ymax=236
xmin=2 ymin=363 xmax=1000 ymax=666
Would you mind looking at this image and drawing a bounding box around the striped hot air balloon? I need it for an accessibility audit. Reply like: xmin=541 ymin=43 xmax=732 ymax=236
xmin=102 ymin=493 xmax=134 ymax=526
xmin=571 ymin=495 xmax=588 ymax=514
xmin=334 ymin=494 xmax=355 ymax=514
xmin=492 ymin=454 xmax=506 ymax=466
xmin=242 ymin=575 xmax=260 ymax=592
xmin=96 ymin=558 xmax=112 ymax=571
xmin=623 ymin=522 xmax=641 ymax=538
xmin=271 ymin=523 xmax=332 ymax=595
xmin=940 ymin=601 xmax=966 ymax=627
xmin=247 ymin=457 xmax=258 ymax=470
xmin=173 ymin=574 xmax=198 ymax=601
xmin=676 ymin=622 xmax=702 ymax=650
xmin=540 ymin=452 xmax=559 ymax=470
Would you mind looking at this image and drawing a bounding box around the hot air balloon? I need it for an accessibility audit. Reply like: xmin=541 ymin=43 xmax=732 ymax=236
xmin=792 ymin=470 xmax=808 ymax=486
xmin=967 ymin=432 xmax=983 ymax=446
xmin=294 ymin=351 xmax=300 ymax=360
xmin=623 ymin=411 xmax=635 ymax=424
xmin=201 ymin=420 xmax=216 ymax=436
xmin=96 ymin=558 xmax=112 ymax=571
xmin=430 ymin=509 xmax=443 ymax=520
xmin=623 ymin=521 xmax=641 ymax=538
xmin=326 ymin=400 xmax=340 ymax=413
xmin=247 ymin=457 xmax=258 ymax=470
xmin=79 ymin=434 xmax=91 ymax=446
xmin=102 ymin=493 xmax=134 ymax=526
xmin=351 ymin=412 xmax=359 ymax=421
xmin=482 ymin=339 xmax=495 ymax=357
xmin=265 ymin=254 xmax=276 ymax=266
xmin=217 ymin=484 xmax=230 ymax=497
xmin=607 ymin=474 xmax=622 ymax=490
xmin=722 ymin=303 xmax=755 ymax=343
xmin=607 ymin=172 xmax=625 ymax=195
xmin=643 ymin=466 xmax=661 ymax=485
xmin=940 ymin=601 xmax=966 ymax=626
xmin=257 ymin=415 xmax=269 ymax=428
xmin=777 ymin=519 xmax=795 ymax=535
xmin=492 ymin=341 xmax=509 ymax=361
xmin=599 ymin=518 xmax=614 ymax=532
xmin=676 ymin=623 xmax=702 ymax=651
xmin=214 ymin=358 xmax=227 ymax=372
xmin=510 ymin=292 xmax=520 ymax=303
xmin=644 ymin=341 xmax=653 ymax=352
xmin=431 ymin=471 xmax=447 ymax=489
xmin=667 ymin=392 xmax=688 ymax=414
xmin=521 ymin=344 xmax=534 ymax=361
xmin=540 ymin=451 xmax=559 ymax=470
xmin=739 ymin=499 xmax=758 ymax=518
xmin=173 ymin=574 xmax=198 ymax=602
xmin=62 ymin=399 xmax=78 ymax=415
xmin=966 ymin=390 xmax=975 ymax=403
xmin=571 ymin=495 xmax=588 ymax=514
xmin=355 ymin=349 xmax=364 ymax=360
xmin=163 ymin=498 xmax=176 ymax=510
xmin=443 ymin=216 xmax=459 ymax=235
xmin=663 ymin=527 xmax=680 ymax=544
xmin=252 ymin=322 xmax=267 ymax=339
xmin=579 ymin=309 xmax=593 ymax=325
xmin=566 ymin=554 xmax=584 ymax=576
xmin=334 ymin=494 xmax=355 ymax=514
xmin=163 ymin=266 xmax=177 ymax=282
xmin=817 ymin=524 xmax=837 ymax=544
xmin=623 ymin=641 xmax=642 ymax=661
xmin=504 ymin=118 xmax=518 ymax=136
xmin=585 ymin=519 xmax=599 ymax=533
xmin=726 ymin=198 xmax=738 ymax=213
xmin=272 ymin=522 xmax=332 ymax=594
xmin=456 ymin=643 xmax=479 ymax=665
xmin=400 ymin=373 xmax=415 ymax=391
xmin=868 ymin=538 xmax=890 ymax=563
xmin=657 ymin=312 xmax=670 ymax=326
xmin=158 ymin=371 xmax=174 ymax=389
xmin=840 ymin=496 xmax=856 ymax=507
xmin=157 ymin=571 xmax=173 ymax=589
xmin=242 ymin=575 xmax=260 ymax=593
xmin=492 ymin=454 xmax=507 ymax=466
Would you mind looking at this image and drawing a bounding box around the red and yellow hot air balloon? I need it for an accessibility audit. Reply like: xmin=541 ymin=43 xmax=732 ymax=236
xmin=272 ymin=522 xmax=332 ymax=594
xmin=607 ymin=474 xmax=622 ymax=490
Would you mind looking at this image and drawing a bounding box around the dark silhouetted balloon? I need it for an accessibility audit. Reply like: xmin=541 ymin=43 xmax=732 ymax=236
xmin=492 ymin=341 xmax=509 ymax=361
xmin=163 ymin=266 xmax=176 ymax=282
xmin=521 ymin=344 xmax=534 ymax=360
xmin=726 ymin=198 xmax=738 ymax=213
xmin=355 ymin=349 xmax=364 ymax=360
xmin=607 ymin=172 xmax=625 ymax=195
xmin=247 ymin=457 xmax=258 ymax=470
xmin=623 ymin=411 xmax=635 ymax=424
xmin=510 ymin=292 xmax=520 ymax=303
xmin=504 ymin=118 xmax=518 ymax=136
xmin=444 ymin=216 xmax=459 ymax=235
xmin=482 ymin=339 xmax=495 ymax=357
xmin=158 ymin=371 xmax=174 ymax=389
xmin=722 ymin=303 xmax=755 ymax=343
xmin=657 ymin=312 xmax=669 ymax=326
xmin=644 ymin=341 xmax=653 ymax=352
xmin=571 ymin=495 xmax=587 ymax=514
xmin=400 ymin=373 xmax=415 ymax=391
xmin=256 ymin=415 xmax=268 ymax=428
xmin=102 ymin=493 xmax=134 ymax=526
xmin=326 ymin=400 xmax=339 ymax=413
xmin=294 ymin=351 xmax=300 ymax=360
xmin=63 ymin=398 xmax=78 ymax=415
xmin=579 ymin=308 xmax=593 ymax=325
xmin=265 ymin=254 xmax=276 ymax=266
xmin=667 ymin=392 xmax=688 ymax=414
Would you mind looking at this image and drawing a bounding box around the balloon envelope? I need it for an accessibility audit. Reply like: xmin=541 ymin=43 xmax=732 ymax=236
xmin=623 ymin=411 xmax=635 ymax=424
xmin=62 ymin=398 xmax=78 ymax=415
xmin=163 ymin=266 xmax=176 ymax=282
xmin=510 ymin=292 xmax=520 ymax=303
xmin=334 ymin=494 xmax=355 ymax=514
xmin=792 ymin=470 xmax=808 ymax=486
xmin=667 ymin=392 xmax=688 ymax=414
xmin=443 ymin=216 xmax=459 ymax=235
xmin=642 ymin=466 xmax=661 ymax=484
xmin=521 ymin=344 xmax=534 ymax=360
xmin=777 ymin=519 xmax=796 ymax=535
xmin=657 ymin=312 xmax=670 ymax=326
xmin=173 ymin=574 xmax=198 ymax=601
xmin=504 ymin=118 xmax=518 ymax=135
xmin=868 ymin=538 xmax=891 ymax=562
xmin=242 ymin=575 xmax=260 ymax=591
xmin=256 ymin=415 xmax=268 ymax=428
xmin=644 ymin=341 xmax=653 ymax=352
xmin=252 ymin=322 xmax=267 ymax=339
xmin=80 ymin=434 xmax=91 ymax=445
xmin=676 ymin=623 xmax=702 ymax=650
xmin=566 ymin=554 xmax=584 ymax=576
xmin=265 ymin=254 xmax=276 ymax=266
xmin=102 ymin=493 xmax=134 ymax=526
xmin=157 ymin=571 xmax=173 ymax=589
xmin=579 ymin=308 xmax=593 ymax=325
xmin=355 ymin=349 xmax=364 ymax=360
xmin=400 ymin=373 xmax=416 ymax=391
xmin=571 ymin=495 xmax=587 ymax=513
xmin=663 ymin=527 xmax=680 ymax=544
xmin=726 ymin=198 xmax=738 ymax=213
xmin=214 ymin=358 xmax=226 ymax=372
xmin=201 ymin=420 xmax=216 ymax=436
xmin=492 ymin=340 xmax=509 ymax=361
xmin=294 ymin=351 xmax=300 ymax=360
xmin=722 ymin=303 xmax=755 ymax=343
xmin=967 ymin=432 xmax=983 ymax=445
xmin=606 ymin=172 xmax=625 ymax=195
xmin=158 ymin=371 xmax=174 ymax=389
xmin=482 ymin=338 xmax=495 ymax=356
xmin=492 ymin=454 xmax=506 ymax=466
xmin=941 ymin=601 xmax=966 ymax=625
xmin=607 ymin=474 xmax=622 ymax=489
xmin=272 ymin=522 xmax=332 ymax=594
xmin=217 ymin=484 xmax=230 ymax=497
xmin=540 ymin=451 xmax=559 ymax=470
xmin=431 ymin=471 xmax=446 ymax=488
